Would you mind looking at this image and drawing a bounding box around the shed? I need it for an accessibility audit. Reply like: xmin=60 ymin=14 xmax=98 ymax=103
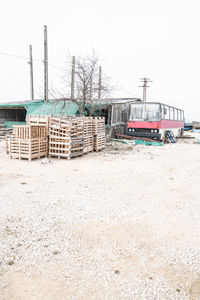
xmin=92 ymin=98 xmax=141 ymax=136
xmin=0 ymin=100 xmax=79 ymax=126
xmin=0 ymin=98 xmax=140 ymax=135
xmin=0 ymin=100 xmax=43 ymax=125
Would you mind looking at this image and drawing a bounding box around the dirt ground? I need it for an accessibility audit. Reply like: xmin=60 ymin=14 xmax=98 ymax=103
xmin=1 ymin=133 xmax=200 ymax=299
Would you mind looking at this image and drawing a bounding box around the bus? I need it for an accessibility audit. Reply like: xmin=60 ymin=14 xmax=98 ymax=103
xmin=127 ymin=102 xmax=184 ymax=141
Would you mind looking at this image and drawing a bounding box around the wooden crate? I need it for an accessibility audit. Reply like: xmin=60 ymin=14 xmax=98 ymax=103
xmin=83 ymin=135 xmax=93 ymax=153
xmin=48 ymin=116 xmax=84 ymax=159
xmin=50 ymin=116 xmax=84 ymax=137
xmin=8 ymin=138 xmax=47 ymax=161
xmin=13 ymin=125 xmax=47 ymax=139
xmin=92 ymin=117 xmax=105 ymax=135
xmin=26 ymin=115 xmax=50 ymax=137
xmin=93 ymin=133 xmax=106 ymax=152
xmin=49 ymin=136 xmax=84 ymax=159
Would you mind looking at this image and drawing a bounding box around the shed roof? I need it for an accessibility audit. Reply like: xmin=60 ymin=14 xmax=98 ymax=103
xmin=0 ymin=97 xmax=140 ymax=116
xmin=26 ymin=101 xmax=79 ymax=116
xmin=0 ymin=100 xmax=79 ymax=116
xmin=0 ymin=100 xmax=43 ymax=108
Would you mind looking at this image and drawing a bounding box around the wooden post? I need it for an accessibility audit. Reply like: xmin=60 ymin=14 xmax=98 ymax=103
xmin=71 ymin=56 xmax=75 ymax=99
xmin=98 ymin=66 xmax=102 ymax=99
xmin=28 ymin=45 xmax=34 ymax=101
xmin=44 ymin=25 xmax=48 ymax=102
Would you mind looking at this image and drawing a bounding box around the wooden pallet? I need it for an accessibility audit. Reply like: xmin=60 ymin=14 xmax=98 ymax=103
xmin=6 ymin=134 xmax=14 ymax=154
xmin=83 ymin=117 xmax=93 ymax=136
xmin=26 ymin=115 xmax=49 ymax=127
xmin=49 ymin=137 xmax=84 ymax=159
xmin=49 ymin=126 xmax=83 ymax=138
xmin=93 ymin=133 xmax=106 ymax=152
xmin=50 ymin=117 xmax=83 ymax=136
xmin=50 ymin=116 xmax=84 ymax=127
xmin=92 ymin=117 xmax=105 ymax=135
xmin=83 ymin=135 xmax=93 ymax=153
xmin=0 ymin=126 xmax=13 ymax=140
xmin=8 ymin=138 xmax=47 ymax=161
xmin=13 ymin=125 xmax=47 ymax=139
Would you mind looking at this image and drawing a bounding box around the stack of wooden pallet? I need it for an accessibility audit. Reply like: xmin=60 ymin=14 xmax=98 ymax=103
xmin=8 ymin=125 xmax=47 ymax=161
xmin=0 ymin=124 xmax=13 ymax=141
xmin=192 ymin=121 xmax=200 ymax=129
xmin=5 ymin=116 xmax=106 ymax=161
xmin=92 ymin=117 xmax=106 ymax=151
xmin=83 ymin=117 xmax=93 ymax=153
xmin=48 ymin=116 xmax=84 ymax=159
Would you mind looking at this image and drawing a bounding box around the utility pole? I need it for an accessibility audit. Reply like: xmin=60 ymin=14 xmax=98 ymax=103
xmin=71 ymin=56 xmax=75 ymax=99
xmin=139 ymin=78 xmax=152 ymax=102
xmin=98 ymin=66 xmax=102 ymax=99
xmin=89 ymin=75 xmax=93 ymax=99
xmin=28 ymin=45 xmax=34 ymax=101
xmin=44 ymin=25 xmax=48 ymax=102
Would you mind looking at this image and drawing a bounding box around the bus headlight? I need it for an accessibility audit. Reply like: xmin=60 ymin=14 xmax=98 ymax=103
xmin=132 ymin=129 xmax=135 ymax=132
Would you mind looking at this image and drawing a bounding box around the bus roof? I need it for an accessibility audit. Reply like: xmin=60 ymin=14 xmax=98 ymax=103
xmin=131 ymin=101 xmax=184 ymax=112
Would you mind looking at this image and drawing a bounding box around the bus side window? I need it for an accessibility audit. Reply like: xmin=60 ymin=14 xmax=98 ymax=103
xmin=161 ymin=105 xmax=164 ymax=119
xmin=174 ymin=109 xmax=177 ymax=120
xmin=181 ymin=111 xmax=183 ymax=121
xmin=170 ymin=107 xmax=174 ymax=120
xmin=164 ymin=105 xmax=170 ymax=119
xmin=177 ymin=110 xmax=180 ymax=121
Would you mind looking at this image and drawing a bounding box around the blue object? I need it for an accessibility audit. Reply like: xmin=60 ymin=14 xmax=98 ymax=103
xmin=184 ymin=120 xmax=192 ymax=131
xmin=166 ymin=130 xmax=176 ymax=143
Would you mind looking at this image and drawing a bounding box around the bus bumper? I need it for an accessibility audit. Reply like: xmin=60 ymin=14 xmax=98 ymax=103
xmin=127 ymin=131 xmax=161 ymax=140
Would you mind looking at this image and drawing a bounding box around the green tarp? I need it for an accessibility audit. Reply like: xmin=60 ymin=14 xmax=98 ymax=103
xmin=0 ymin=100 xmax=108 ymax=117
xmin=135 ymin=139 xmax=163 ymax=146
xmin=5 ymin=121 xmax=26 ymax=128
xmin=0 ymin=100 xmax=79 ymax=116
xmin=26 ymin=101 xmax=79 ymax=116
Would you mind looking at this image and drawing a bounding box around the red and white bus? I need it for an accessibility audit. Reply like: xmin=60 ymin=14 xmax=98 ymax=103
xmin=127 ymin=102 xmax=184 ymax=140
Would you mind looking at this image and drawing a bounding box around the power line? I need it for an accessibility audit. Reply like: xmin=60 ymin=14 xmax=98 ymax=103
xmin=48 ymin=62 xmax=65 ymax=72
xmin=0 ymin=50 xmax=74 ymax=74
xmin=0 ymin=50 xmax=44 ymax=63
xmin=0 ymin=51 xmax=28 ymax=60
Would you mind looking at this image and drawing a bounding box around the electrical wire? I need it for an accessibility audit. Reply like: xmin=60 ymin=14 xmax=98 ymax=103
xmin=0 ymin=51 xmax=28 ymax=60
xmin=0 ymin=50 xmax=140 ymax=99
xmin=0 ymin=50 xmax=67 ymax=73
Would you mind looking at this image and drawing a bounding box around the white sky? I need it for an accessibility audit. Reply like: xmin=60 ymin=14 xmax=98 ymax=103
xmin=0 ymin=0 xmax=199 ymax=121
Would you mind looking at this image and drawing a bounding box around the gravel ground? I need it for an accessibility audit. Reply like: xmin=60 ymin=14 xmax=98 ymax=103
xmin=0 ymin=133 xmax=200 ymax=299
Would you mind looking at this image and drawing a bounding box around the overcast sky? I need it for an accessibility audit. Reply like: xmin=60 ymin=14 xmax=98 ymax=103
xmin=0 ymin=0 xmax=199 ymax=120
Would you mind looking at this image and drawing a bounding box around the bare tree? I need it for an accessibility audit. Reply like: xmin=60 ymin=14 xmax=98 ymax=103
xmin=62 ymin=52 xmax=111 ymax=115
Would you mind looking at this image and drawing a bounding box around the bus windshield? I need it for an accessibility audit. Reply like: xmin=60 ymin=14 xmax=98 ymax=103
xmin=129 ymin=103 xmax=160 ymax=121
